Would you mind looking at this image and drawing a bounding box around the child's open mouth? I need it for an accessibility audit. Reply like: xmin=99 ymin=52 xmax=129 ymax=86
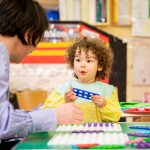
xmin=80 ymin=71 xmax=86 ymax=75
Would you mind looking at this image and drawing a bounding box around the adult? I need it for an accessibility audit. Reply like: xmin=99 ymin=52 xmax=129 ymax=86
xmin=0 ymin=0 xmax=82 ymax=140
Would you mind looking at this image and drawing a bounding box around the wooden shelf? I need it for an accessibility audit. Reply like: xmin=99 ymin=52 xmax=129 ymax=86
xmin=93 ymin=22 xmax=110 ymax=26
xmin=37 ymin=0 xmax=110 ymax=26
xmin=36 ymin=0 xmax=58 ymax=9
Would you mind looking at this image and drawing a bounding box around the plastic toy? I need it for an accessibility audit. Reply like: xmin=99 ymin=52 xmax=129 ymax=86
xmin=73 ymin=88 xmax=99 ymax=100
xmin=123 ymin=107 xmax=150 ymax=114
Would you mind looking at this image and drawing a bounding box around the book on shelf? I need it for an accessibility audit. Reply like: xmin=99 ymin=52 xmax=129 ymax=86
xmin=58 ymin=0 xmax=109 ymax=25
xmin=113 ymin=0 xmax=131 ymax=25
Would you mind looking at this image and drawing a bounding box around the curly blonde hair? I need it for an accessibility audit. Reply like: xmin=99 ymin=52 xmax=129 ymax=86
xmin=66 ymin=36 xmax=113 ymax=80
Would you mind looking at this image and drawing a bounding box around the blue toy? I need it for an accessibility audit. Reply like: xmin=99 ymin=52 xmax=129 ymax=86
xmin=129 ymin=126 xmax=150 ymax=130
xmin=73 ymin=88 xmax=99 ymax=100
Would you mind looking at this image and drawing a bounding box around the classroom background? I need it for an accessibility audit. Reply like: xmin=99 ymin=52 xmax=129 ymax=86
xmin=9 ymin=0 xmax=150 ymax=120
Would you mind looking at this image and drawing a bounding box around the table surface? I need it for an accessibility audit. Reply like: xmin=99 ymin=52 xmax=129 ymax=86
xmin=12 ymin=122 xmax=150 ymax=150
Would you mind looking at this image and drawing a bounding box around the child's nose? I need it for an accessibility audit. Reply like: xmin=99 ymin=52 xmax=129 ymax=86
xmin=81 ymin=61 xmax=86 ymax=67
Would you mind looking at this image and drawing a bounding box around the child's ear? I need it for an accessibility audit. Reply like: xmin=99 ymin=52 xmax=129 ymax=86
xmin=98 ymin=66 xmax=103 ymax=72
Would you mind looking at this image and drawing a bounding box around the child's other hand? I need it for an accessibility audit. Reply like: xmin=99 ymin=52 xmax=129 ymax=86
xmin=92 ymin=95 xmax=107 ymax=108
xmin=65 ymin=86 xmax=77 ymax=103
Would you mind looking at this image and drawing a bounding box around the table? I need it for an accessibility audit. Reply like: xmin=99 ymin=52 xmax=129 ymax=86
xmin=12 ymin=122 xmax=150 ymax=150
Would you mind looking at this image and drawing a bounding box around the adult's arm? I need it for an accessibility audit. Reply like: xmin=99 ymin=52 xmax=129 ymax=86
xmin=0 ymin=43 xmax=57 ymax=140
xmin=0 ymin=101 xmax=57 ymax=140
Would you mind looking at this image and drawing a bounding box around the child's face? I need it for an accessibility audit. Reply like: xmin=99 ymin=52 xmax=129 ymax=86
xmin=74 ymin=49 xmax=102 ymax=84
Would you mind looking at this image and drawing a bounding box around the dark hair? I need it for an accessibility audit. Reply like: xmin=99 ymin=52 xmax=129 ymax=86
xmin=0 ymin=0 xmax=48 ymax=46
xmin=66 ymin=36 xmax=114 ymax=80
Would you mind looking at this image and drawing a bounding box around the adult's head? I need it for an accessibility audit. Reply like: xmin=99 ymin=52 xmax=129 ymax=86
xmin=0 ymin=0 xmax=48 ymax=63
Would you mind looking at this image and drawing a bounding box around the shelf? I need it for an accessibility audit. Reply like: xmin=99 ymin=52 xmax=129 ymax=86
xmin=37 ymin=0 xmax=110 ymax=26
xmin=93 ymin=22 xmax=110 ymax=26
xmin=36 ymin=0 xmax=58 ymax=9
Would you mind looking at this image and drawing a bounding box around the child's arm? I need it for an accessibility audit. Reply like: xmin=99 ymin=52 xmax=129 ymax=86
xmin=42 ymin=88 xmax=65 ymax=109
xmin=96 ymin=88 xmax=122 ymax=122
xmin=92 ymin=95 xmax=107 ymax=108
xmin=64 ymin=86 xmax=77 ymax=103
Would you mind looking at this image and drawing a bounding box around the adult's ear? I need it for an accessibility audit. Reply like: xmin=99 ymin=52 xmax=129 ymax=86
xmin=24 ymin=31 xmax=29 ymax=44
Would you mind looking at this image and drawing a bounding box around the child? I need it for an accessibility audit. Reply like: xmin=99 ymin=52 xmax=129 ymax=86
xmin=42 ymin=37 xmax=121 ymax=123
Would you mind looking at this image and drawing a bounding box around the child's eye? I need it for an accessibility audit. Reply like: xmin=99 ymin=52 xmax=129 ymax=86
xmin=87 ymin=59 xmax=93 ymax=63
xmin=75 ymin=58 xmax=80 ymax=62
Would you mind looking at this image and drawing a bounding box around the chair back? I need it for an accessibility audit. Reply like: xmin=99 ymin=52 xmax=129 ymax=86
xmin=16 ymin=90 xmax=48 ymax=111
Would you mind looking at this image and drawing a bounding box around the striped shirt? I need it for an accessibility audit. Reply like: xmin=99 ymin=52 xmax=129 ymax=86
xmin=0 ymin=42 xmax=57 ymax=140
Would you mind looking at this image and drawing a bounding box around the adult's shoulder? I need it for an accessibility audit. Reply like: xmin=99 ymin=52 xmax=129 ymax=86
xmin=0 ymin=42 xmax=8 ymax=56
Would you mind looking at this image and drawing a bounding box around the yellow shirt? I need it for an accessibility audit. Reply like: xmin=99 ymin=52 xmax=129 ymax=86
xmin=42 ymin=81 xmax=121 ymax=123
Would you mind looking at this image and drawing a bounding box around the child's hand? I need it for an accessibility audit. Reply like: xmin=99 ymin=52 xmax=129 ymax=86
xmin=92 ymin=95 xmax=107 ymax=108
xmin=64 ymin=86 xmax=77 ymax=103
